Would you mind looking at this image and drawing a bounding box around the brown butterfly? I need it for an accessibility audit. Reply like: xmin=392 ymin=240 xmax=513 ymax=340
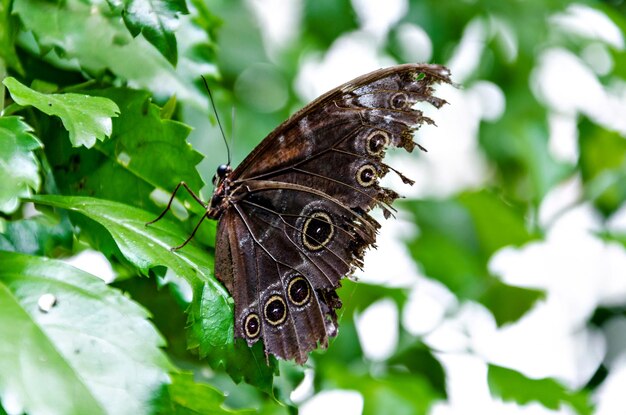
xmin=149 ymin=64 xmax=452 ymax=363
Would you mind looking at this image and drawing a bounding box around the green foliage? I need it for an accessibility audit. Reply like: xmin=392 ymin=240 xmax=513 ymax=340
xmin=579 ymin=118 xmax=626 ymax=216
xmin=388 ymin=342 xmax=447 ymax=398
xmin=46 ymin=88 xmax=202 ymax=208
xmin=30 ymin=194 xmax=276 ymax=391
xmin=0 ymin=251 xmax=172 ymax=415
xmin=3 ymin=77 xmax=120 ymax=148
xmin=322 ymin=364 xmax=441 ymax=415
xmin=0 ymin=209 xmax=73 ymax=254
xmin=488 ymin=365 xmax=593 ymax=415
xmin=0 ymin=116 xmax=42 ymax=213
xmin=106 ymin=0 xmax=189 ymax=66
xmin=403 ymin=190 xmax=544 ymax=324
xmin=311 ymin=282 xmax=447 ymax=414
xmin=11 ymin=0 xmax=202 ymax=101
xmin=0 ymin=0 xmax=22 ymax=74
xmin=1 ymin=0 xmax=624 ymax=413
xmin=158 ymin=372 xmax=254 ymax=414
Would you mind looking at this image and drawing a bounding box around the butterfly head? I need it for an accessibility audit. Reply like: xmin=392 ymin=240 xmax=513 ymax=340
xmin=212 ymin=164 xmax=232 ymax=186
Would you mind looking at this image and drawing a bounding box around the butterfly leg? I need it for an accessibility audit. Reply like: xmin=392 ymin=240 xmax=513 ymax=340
xmin=170 ymin=213 xmax=209 ymax=251
xmin=145 ymin=181 xmax=207 ymax=226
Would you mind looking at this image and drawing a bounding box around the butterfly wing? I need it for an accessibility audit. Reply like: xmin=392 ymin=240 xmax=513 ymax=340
xmin=214 ymin=64 xmax=452 ymax=362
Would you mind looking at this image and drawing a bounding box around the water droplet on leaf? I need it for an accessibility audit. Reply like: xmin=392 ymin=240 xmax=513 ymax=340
xmin=38 ymin=293 xmax=57 ymax=313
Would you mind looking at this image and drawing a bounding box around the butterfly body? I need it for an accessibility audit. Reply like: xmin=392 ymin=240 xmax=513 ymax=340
xmin=206 ymin=164 xmax=232 ymax=219
xmin=161 ymin=64 xmax=452 ymax=364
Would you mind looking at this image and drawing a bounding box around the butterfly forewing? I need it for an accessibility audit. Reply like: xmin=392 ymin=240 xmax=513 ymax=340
xmin=213 ymin=63 xmax=452 ymax=363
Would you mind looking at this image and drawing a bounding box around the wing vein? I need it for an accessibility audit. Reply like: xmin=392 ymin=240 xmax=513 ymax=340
xmin=240 ymin=200 xmax=356 ymax=272
xmin=241 ymin=180 xmax=380 ymax=236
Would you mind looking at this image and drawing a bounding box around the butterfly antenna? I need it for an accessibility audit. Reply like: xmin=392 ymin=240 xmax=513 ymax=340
xmin=200 ymin=75 xmax=231 ymax=166
xmin=231 ymin=107 xmax=236 ymax=159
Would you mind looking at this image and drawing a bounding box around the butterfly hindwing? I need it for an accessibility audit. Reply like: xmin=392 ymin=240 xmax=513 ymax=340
xmin=217 ymin=194 xmax=347 ymax=363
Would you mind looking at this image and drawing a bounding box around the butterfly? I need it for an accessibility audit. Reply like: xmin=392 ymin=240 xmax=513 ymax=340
xmin=149 ymin=64 xmax=452 ymax=364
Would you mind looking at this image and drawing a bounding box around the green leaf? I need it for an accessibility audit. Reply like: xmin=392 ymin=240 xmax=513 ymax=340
xmin=0 ymin=116 xmax=42 ymax=214
xmin=403 ymin=197 xmax=486 ymax=296
xmin=43 ymin=87 xmax=207 ymax=257
xmin=47 ymin=87 xmax=203 ymax=210
xmin=29 ymin=194 xmax=222 ymax=293
xmin=388 ymin=342 xmax=447 ymax=399
xmin=29 ymin=195 xmax=276 ymax=390
xmin=12 ymin=0 xmax=205 ymax=105
xmin=112 ymin=277 xmax=192 ymax=362
xmin=107 ymin=0 xmax=189 ymax=66
xmin=157 ymin=372 xmax=254 ymax=414
xmin=0 ymin=0 xmax=23 ymax=73
xmin=161 ymin=94 xmax=178 ymax=120
xmin=0 ymin=251 xmax=172 ymax=415
xmin=488 ymin=365 xmax=593 ymax=415
xmin=188 ymin=0 xmax=221 ymax=48
xmin=188 ymin=286 xmax=278 ymax=391
xmin=478 ymin=280 xmax=544 ymax=326
xmin=0 ymin=210 xmax=73 ymax=255
xmin=606 ymin=231 xmax=626 ymax=250
xmin=312 ymin=281 xmax=409 ymax=367
xmin=3 ymin=77 xmax=119 ymax=148
xmin=187 ymin=277 xmax=233 ymax=353
xmin=458 ymin=191 xmax=533 ymax=257
xmin=339 ymin=280 xmax=408 ymax=314
xmin=579 ymin=118 xmax=626 ymax=217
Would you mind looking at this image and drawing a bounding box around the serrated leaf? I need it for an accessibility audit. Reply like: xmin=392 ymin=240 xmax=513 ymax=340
xmin=40 ymin=87 xmax=206 ymax=257
xmin=3 ymin=77 xmax=119 ymax=148
xmin=488 ymin=365 xmax=593 ymax=415
xmin=12 ymin=0 xmax=206 ymax=105
xmin=47 ymin=87 xmax=203 ymax=210
xmin=188 ymin=283 xmax=278 ymax=391
xmin=0 ymin=251 xmax=172 ymax=415
xmin=29 ymin=195 xmax=275 ymax=390
xmin=29 ymin=194 xmax=221 ymax=290
xmin=108 ymin=0 xmax=189 ymax=65
xmin=0 ymin=116 xmax=42 ymax=214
